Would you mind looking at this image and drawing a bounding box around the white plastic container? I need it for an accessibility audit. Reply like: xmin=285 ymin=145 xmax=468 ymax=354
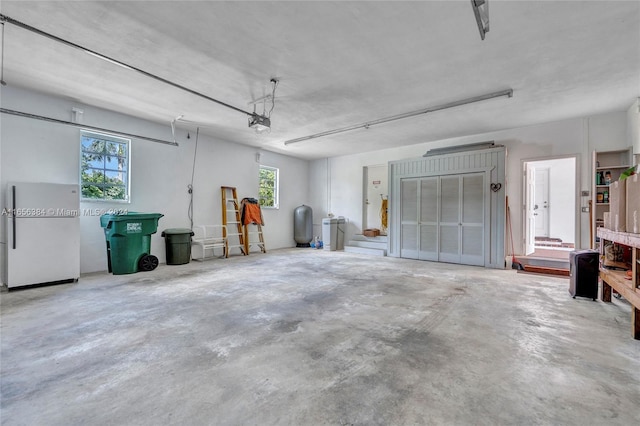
xmin=322 ymin=217 xmax=338 ymax=250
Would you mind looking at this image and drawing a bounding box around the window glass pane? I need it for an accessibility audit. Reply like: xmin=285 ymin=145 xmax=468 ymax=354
xmin=103 ymin=185 xmax=127 ymax=200
xmin=82 ymin=153 xmax=105 ymax=169
xmin=104 ymin=155 xmax=126 ymax=171
xmin=258 ymin=166 xmax=278 ymax=208
xmin=81 ymin=137 xmax=105 ymax=153
xmin=80 ymin=131 xmax=130 ymax=201
xmin=82 ymin=169 xmax=105 ymax=183
xmin=105 ymin=170 xmax=126 ymax=186
xmin=106 ymin=141 xmax=126 ymax=156
xmin=82 ymin=184 xmax=104 ymax=199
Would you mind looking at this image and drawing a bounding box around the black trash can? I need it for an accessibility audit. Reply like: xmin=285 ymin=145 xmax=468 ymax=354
xmin=162 ymin=228 xmax=195 ymax=265
xmin=569 ymin=250 xmax=599 ymax=300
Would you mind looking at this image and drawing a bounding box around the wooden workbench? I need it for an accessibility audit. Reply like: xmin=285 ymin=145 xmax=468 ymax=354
xmin=597 ymin=228 xmax=640 ymax=339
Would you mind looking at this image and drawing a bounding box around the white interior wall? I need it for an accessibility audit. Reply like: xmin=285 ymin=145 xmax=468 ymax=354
xmin=628 ymin=99 xmax=640 ymax=156
xmin=0 ymin=86 xmax=309 ymax=274
xmin=2 ymin=86 xmax=631 ymax=271
xmin=310 ymin=111 xmax=629 ymax=256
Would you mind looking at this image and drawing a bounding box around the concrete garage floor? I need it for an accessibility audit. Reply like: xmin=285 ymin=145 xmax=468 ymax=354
xmin=1 ymin=249 xmax=639 ymax=425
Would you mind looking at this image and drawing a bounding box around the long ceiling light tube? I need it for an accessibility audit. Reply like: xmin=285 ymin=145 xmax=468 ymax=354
xmin=284 ymin=88 xmax=513 ymax=146
xmin=0 ymin=108 xmax=179 ymax=146
xmin=0 ymin=14 xmax=253 ymax=117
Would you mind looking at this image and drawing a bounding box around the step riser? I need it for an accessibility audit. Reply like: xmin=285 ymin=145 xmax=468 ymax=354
xmin=519 ymin=259 xmax=569 ymax=270
xmin=347 ymin=241 xmax=388 ymax=249
xmin=344 ymin=246 xmax=387 ymax=256
xmin=520 ymin=259 xmax=569 ymax=269
xmin=351 ymin=235 xmax=388 ymax=242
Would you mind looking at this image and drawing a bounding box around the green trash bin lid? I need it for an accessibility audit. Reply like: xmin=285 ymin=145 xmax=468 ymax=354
xmin=161 ymin=228 xmax=195 ymax=236
xmin=100 ymin=212 xmax=164 ymax=228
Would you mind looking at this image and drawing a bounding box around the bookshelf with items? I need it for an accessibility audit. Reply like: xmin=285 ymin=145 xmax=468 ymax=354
xmin=591 ymin=148 xmax=632 ymax=249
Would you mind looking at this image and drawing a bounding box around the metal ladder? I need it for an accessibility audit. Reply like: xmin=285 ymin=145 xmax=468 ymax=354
xmin=221 ymin=186 xmax=246 ymax=256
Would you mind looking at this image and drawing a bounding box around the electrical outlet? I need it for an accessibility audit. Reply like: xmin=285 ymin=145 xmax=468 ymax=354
xmin=581 ymin=190 xmax=589 ymax=197
xmin=582 ymin=206 xmax=590 ymax=213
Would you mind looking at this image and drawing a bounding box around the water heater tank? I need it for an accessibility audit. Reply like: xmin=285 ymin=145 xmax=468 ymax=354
xmin=293 ymin=205 xmax=313 ymax=247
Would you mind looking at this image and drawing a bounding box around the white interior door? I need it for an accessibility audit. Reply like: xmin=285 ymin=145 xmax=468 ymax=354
xmin=525 ymin=164 xmax=536 ymax=255
xmin=534 ymin=167 xmax=550 ymax=238
xmin=364 ymin=165 xmax=388 ymax=231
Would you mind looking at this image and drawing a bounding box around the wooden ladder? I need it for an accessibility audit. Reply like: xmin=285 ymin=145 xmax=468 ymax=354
xmin=221 ymin=186 xmax=246 ymax=256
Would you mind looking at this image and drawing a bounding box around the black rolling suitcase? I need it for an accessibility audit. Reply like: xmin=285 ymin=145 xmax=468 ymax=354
xmin=569 ymin=250 xmax=599 ymax=300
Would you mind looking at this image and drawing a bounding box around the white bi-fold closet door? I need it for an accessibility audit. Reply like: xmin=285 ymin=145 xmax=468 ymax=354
xmin=400 ymin=172 xmax=485 ymax=266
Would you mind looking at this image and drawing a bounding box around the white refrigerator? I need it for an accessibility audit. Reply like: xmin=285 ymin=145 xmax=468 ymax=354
xmin=4 ymin=182 xmax=81 ymax=289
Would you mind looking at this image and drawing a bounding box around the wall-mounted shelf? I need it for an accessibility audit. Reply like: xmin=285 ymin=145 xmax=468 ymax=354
xmin=591 ymin=149 xmax=632 ymax=248
xmin=596 ymin=165 xmax=632 ymax=171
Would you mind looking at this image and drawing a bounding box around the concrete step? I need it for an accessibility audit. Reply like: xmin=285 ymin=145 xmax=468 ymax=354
xmin=347 ymin=240 xmax=388 ymax=250
xmin=351 ymin=234 xmax=388 ymax=243
xmin=514 ymin=256 xmax=570 ymax=275
xmin=344 ymin=245 xmax=387 ymax=256
xmin=520 ymin=257 xmax=570 ymax=270
xmin=522 ymin=265 xmax=570 ymax=277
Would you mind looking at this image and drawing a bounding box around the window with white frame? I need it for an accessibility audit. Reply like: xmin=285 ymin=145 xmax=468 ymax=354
xmin=259 ymin=165 xmax=279 ymax=208
xmin=80 ymin=131 xmax=130 ymax=201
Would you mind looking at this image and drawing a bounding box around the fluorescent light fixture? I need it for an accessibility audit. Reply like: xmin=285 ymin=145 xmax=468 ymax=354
xmin=1 ymin=107 xmax=178 ymax=146
xmin=284 ymin=89 xmax=513 ymax=146
xmin=85 ymin=50 xmax=134 ymax=70
xmin=472 ymin=0 xmax=490 ymax=40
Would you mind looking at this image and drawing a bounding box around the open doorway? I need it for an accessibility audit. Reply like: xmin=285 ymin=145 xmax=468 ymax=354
xmin=362 ymin=164 xmax=388 ymax=234
xmin=523 ymin=157 xmax=577 ymax=258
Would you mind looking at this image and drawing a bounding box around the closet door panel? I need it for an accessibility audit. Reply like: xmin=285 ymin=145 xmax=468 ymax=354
xmin=419 ymin=177 xmax=438 ymax=261
xmin=461 ymin=226 xmax=484 ymax=265
xmin=440 ymin=176 xmax=460 ymax=220
xmin=400 ymin=179 xmax=419 ymax=259
xmin=439 ymin=225 xmax=460 ymax=263
xmin=462 ymin=174 xmax=483 ymax=224
xmin=439 ymin=176 xmax=460 ymax=262
xmin=461 ymin=173 xmax=485 ymax=265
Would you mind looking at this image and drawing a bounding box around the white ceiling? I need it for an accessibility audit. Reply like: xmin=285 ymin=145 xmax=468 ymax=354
xmin=1 ymin=1 xmax=638 ymax=160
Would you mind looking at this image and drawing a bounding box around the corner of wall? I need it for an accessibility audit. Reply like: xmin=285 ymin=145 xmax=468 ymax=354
xmin=627 ymin=98 xmax=640 ymax=155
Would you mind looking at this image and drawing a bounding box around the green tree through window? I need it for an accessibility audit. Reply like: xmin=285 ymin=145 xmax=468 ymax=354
xmin=259 ymin=165 xmax=279 ymax=208
xmin=80 ymin=131 xmax=130 ymax=201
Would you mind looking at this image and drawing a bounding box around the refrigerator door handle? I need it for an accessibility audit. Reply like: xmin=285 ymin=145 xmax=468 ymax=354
xmin=12 ymin=185 xmax=16 ymax=249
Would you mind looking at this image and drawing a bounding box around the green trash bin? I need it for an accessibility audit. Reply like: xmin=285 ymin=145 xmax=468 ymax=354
xmin=100 ymin=212 xmax=164 ymax=275
xmin=161 ymin=228 xmax=195 ymax=265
